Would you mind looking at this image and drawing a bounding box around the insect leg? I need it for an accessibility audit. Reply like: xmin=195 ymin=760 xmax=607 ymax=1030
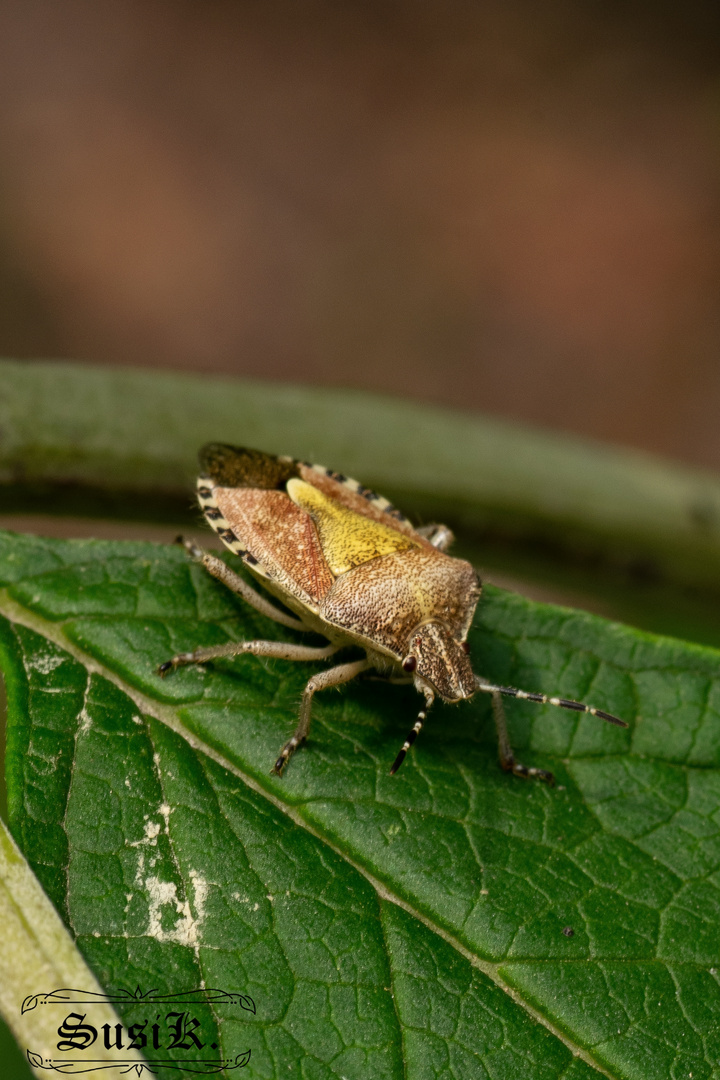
xmin=272 ymin=658 xmax=371 ymax=776
xmin=158 ymin=639 xmax=340 ymax=676
xmin=177 ymin=536 xmax=306 ymax=630
xmin=475 ymin=676 xmax=627 ymax=785
xmin=415 ymin=523 xmax=455 ymax=551
xmin=487 ymin=688 xmax=555 ymax=785
xmin=389 ymin=685 xmax=434 ymax=775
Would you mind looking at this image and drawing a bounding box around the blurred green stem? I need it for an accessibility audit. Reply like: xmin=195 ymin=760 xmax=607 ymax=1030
xmin=2 ymin=358 xmax=720 ymax=644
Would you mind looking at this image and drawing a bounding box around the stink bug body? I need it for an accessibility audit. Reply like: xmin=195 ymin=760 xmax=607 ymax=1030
xmin=159 ymin=444 xmax=626 ymax=781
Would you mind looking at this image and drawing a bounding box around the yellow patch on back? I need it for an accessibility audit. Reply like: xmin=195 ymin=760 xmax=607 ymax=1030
xmin=287 ymin=477 xmax=419 ymax=576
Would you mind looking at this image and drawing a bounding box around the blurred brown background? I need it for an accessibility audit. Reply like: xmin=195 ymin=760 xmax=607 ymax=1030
xmin=0 ymin=0 xmax=719 ymax=470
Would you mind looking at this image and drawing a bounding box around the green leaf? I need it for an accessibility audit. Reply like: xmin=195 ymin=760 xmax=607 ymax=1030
xmin=0 ymin=814 xmax=144 ymax=1078
xmin=2 ymin=528 xmax=720 ymax=1078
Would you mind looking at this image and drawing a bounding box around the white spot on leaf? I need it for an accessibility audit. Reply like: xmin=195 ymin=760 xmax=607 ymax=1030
xmin=26 ymin=651 xmax=64 ymax=675
xmin=143 ymin=876 xmax=204 ymax=948
xmin=189 ymin=870 xmax=209 ymax=922
xmin=128 ymin=819 xmax=161 ymax=848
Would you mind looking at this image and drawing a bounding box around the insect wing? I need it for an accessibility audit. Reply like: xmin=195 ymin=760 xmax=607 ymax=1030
xmin=199 ymin=444 xmax=299 ymax=489
xmin=196 ymin=442 xmax=437 ymax=607
xmin=209 ymin=486 xmax=334 ymax=607
xmin=198 ymin=443 xmax=425 ymax=543
xmin=297 ymin=463 xmax=427 ymax=543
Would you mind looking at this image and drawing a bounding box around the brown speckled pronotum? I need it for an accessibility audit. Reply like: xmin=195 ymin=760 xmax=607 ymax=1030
xmin=159 ymin=445 xmax=626 ymax=781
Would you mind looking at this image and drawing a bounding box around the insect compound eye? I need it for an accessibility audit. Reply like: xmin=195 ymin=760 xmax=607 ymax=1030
xmin=402 ymin=655 xmax=417 ymax=673
xmin=461 ymin=641 xmax=470 ymax=654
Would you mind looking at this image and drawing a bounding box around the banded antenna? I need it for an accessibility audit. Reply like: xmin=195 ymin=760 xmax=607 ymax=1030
xmin=474 ymin=678 xmax=627 ymax=727
xmin=389 ymin=679 xmax=626 ymax=775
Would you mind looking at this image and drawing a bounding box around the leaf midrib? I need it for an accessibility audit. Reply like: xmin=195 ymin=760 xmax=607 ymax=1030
xmin=0 ymin=587 xmax=621 ymax=1079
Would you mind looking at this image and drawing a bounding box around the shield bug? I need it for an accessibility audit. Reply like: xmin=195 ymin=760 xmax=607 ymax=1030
xmin=158 ymin=444 xmax=626 ymax=781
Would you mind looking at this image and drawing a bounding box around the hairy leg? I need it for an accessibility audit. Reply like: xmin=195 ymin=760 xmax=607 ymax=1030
xmin=273 ymin=657 xmax=371 ymax=776
xmin=484 ymin=682 xmax=555 ymax=785
xmin=415 ymin=523 xmax=454 ymax=551
xmin=475 ymin=673 xmax=625 ymax=784
xmin=179 ymin=536 xmax=306 ymax=630
xmin=158 ymin=637 xmax=340 ymax=675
